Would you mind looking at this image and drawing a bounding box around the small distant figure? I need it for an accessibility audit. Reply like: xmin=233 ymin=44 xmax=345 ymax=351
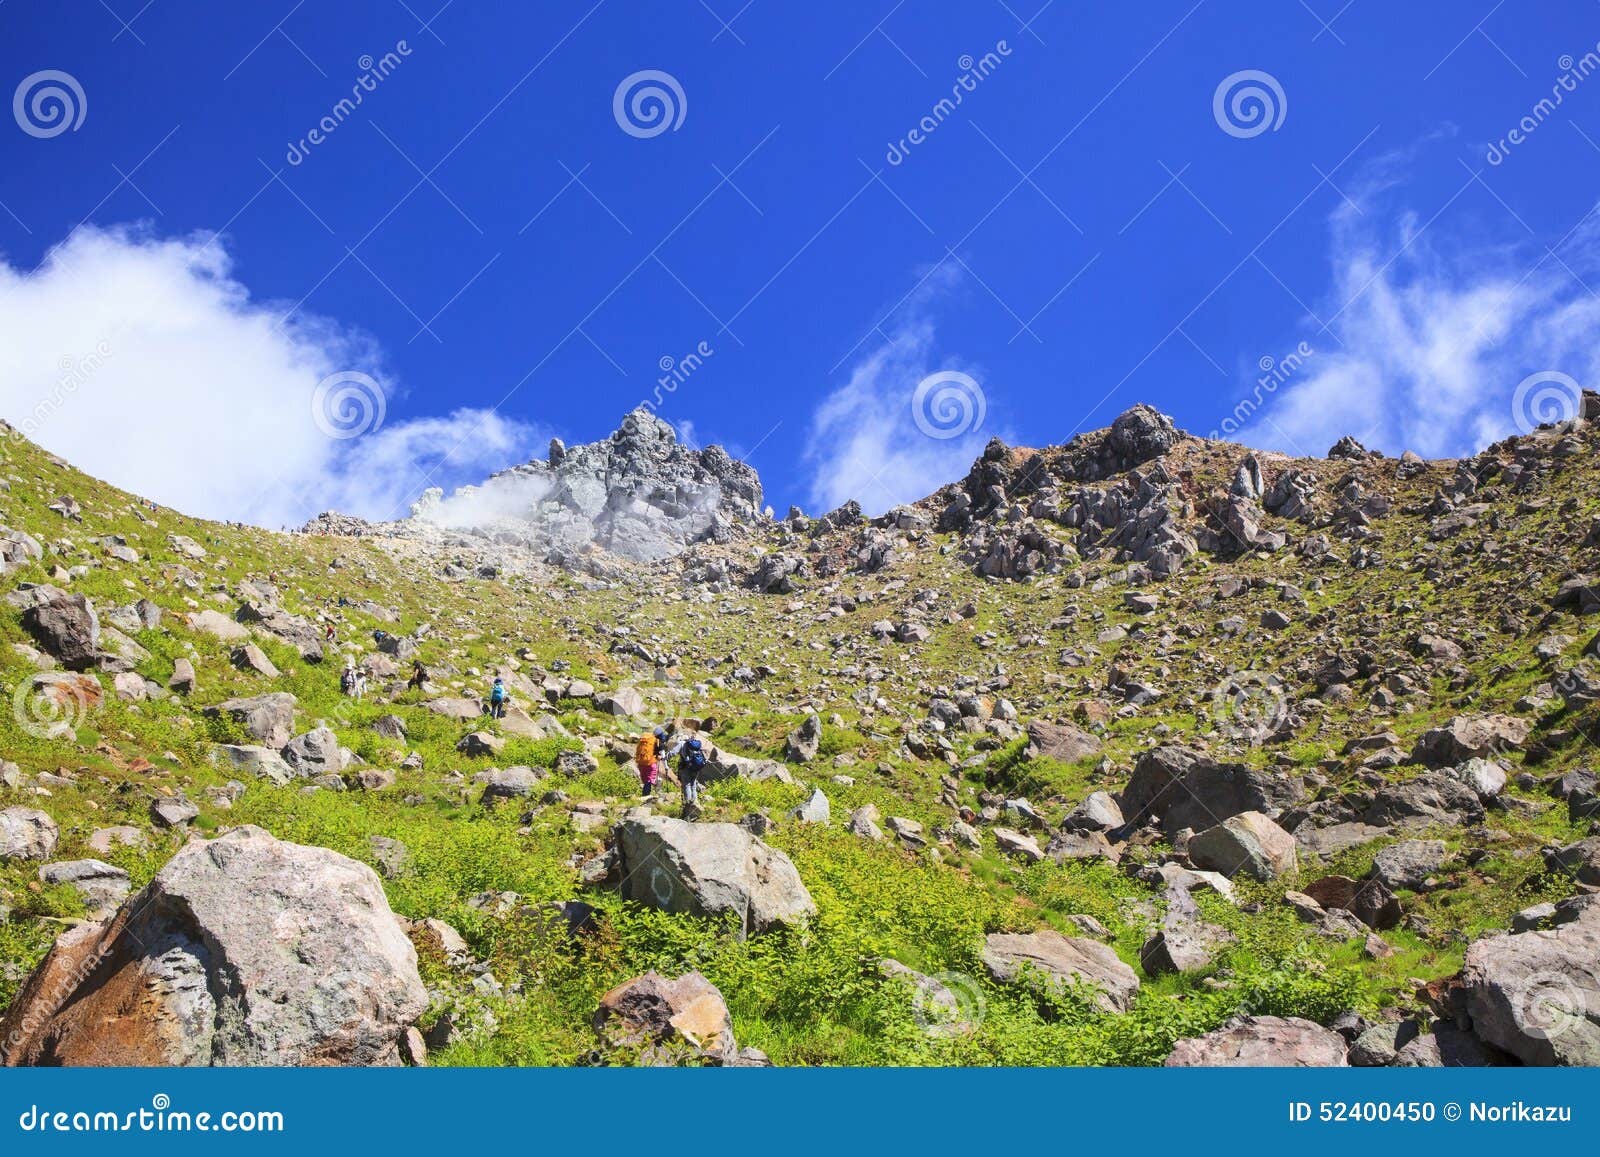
xmin=340 ymin=664 xmax=366 ymax=701
xmin=408 ymin=660 xmax=428 ymax=692
xmin=488 ymin=676 xmax=507 ymax=719
xmin=324 ymin=623 xmax=336 ymax=643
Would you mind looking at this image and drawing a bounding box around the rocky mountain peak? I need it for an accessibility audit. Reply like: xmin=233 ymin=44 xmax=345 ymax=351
xmin=399 ymin=409 xmax=765 ymax=567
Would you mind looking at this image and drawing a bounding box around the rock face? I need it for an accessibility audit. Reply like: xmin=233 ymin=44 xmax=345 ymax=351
xmin=1025 ymin=720 xmax=1102 ymax=763
xmin=981 ymin=929 xmax=1140 ymax=1012
xmin=404 ymin=407 xmax=765 ymax=563
xmin=592 ymin=971 xmax=738 ymax=1065
xmin=0 ymin=826 xmax=426 ymax=1066
xmin=1164 ymin=1016 xmax=1349 ymax=1067
xmin=1462 ymin=912 xmax=1600 ymax=1065
xmin=611 ymin=815 xmax=815 ymax=936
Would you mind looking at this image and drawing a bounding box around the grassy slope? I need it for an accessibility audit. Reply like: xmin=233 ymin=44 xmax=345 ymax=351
xmin=0 ymin=421 xmax=1595 ymax=1065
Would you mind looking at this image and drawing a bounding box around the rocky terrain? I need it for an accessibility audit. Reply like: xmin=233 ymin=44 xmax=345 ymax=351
xmin=1 ymin=396 xmax=1598 ymax=1068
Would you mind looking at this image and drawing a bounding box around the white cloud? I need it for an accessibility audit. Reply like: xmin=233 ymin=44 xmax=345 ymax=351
xmin=0 ymin=225 xmax=541 ymax=527
xmin=803 ymin=272 xmax=1002 ymax=516
xmin=1251 ymin=164 xmax=1600 ymax=459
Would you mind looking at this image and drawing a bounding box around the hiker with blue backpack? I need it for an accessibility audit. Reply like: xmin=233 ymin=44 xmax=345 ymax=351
xmin=488 ymin=676 xmax=507 ymax=719
xmin=665 ymin=731 xmax=709 ymax=815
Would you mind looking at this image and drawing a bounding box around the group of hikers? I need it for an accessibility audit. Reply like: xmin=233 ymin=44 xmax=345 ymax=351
xmin=635 ymin=725 xmax=709 ymax=812
xmin=338 ymin=653 xmax=711 ymax=816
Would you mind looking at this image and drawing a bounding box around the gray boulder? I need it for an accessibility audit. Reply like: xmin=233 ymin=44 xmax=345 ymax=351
xmin=1164 ymin=1016 xmax=1348 ymax=1066
xmin=785 ymin=713 xmax=822 ymax=763
xmin=20 ymin=586 xmax=100 ymax=670
xmin=0 ymin=807 xmax=59 ymax=861
xmin=38 ymin=859 xmax=131 ymax=916
xmin=1120 ymin=746 xmax=1303 ymax=837
xmin=1462 ymin=912 xmax=1600 ymax=1065
xmin=1370 ymin=840 xmax=1448 ymax=891
xmin=281 ymin=726 xmax=345 ymax=775
xmin=1411 ymin=714 xmax=1530 ymax=768
xmin=1188 ymin=812 xmax=1298 ymax=880
xmin=611 ymin=815 xmax=815 ymax=935
xmin=214 ymin=744 xmax=296 ymax=784
xmin=0 ymin=826 xmax=426 ymax=1065
xmin=203 ymin=692 xmax=297 ymax=748
xmin=981 ymin=929 xmax=1140 ymax=1012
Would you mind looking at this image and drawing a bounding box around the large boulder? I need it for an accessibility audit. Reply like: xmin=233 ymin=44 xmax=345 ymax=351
xmin=1025 ymin=720 xmax=1102 ymax=764
xmin=1121 ymin=746 xmax=1303 ymax=837
xmin=981 ymin=929 xmax=1140 ymax=1013
xmin=1462 ymin=913 xmax=1600 ymax=1065
xmin=0 ymin=807 xmax=59 ymax=861
xmin=279 ymin=727 xmax=345 ymax=775
xmin=1188 ymin=812 xmax=1298 ymax=881
xmin=1370 ymin=840 xmax=1448 ymax=891
xmin=1411 ymin=714 xmax=1530 ymax=768
xmin=202 ymin=692 xmax=297 ymax=749
xmin=19 ymin=586 xmax=100 ymax=669
xmin=611 ymin=815 xmax=815 ymax=936
xmin=213 ymin=744 xmax=296 ymax=785
xmin=785 ymin=713 xmax=821 ymax=763
xmin=1164 ymin=1016 xmax=1349 ymax=1067
xmin=592 ymin=971 xmax=737 ymax=1065
xmin=0 ymin=826 xmax=426 ymax=1065
xmin=38 ymin=859 xmax=130 ymax=916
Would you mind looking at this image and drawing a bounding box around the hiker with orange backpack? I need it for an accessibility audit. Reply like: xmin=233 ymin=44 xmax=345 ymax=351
xmin=635 ymin=727 xmax=667 ymax=797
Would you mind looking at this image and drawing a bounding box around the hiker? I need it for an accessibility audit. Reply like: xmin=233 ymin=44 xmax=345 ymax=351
xmin=408 ymin=660 xmax=428 ymax=691
xmin=635 ymin=727 xmax=666 ymax=797
xmin=340 ymin=664 xmax=358 ymax=698
xmin=488 ymin=676 xmax=507 ymax=719
xmin=667 ymin=732 xmax=709 ymax=814
xmin=324 ymin=623 xmax=336 ymax=643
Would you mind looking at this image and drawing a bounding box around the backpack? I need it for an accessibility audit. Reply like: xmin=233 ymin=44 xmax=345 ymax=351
xmin=635 ymin=733 xmax=658 ymax=764
xmin=491 ymin=682 xmax=505 ymax=704
xmin=680 ymin=738 xmax=707 ymax=775
xmin=340 ymin=669 xmax=355 ymax=693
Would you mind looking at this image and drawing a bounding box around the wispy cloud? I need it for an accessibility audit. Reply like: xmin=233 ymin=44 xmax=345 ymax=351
xmin=803 ymin=267 xmax=1004 ymax=515
xmin=1255 ymin=151 xmax=1600 ymax=459
xmin=0 ymin=226 xmax=542 ymax=527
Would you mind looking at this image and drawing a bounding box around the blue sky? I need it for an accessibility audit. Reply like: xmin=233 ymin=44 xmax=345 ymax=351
xmin=3 ymin=0 xmax=1600 ymax=526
